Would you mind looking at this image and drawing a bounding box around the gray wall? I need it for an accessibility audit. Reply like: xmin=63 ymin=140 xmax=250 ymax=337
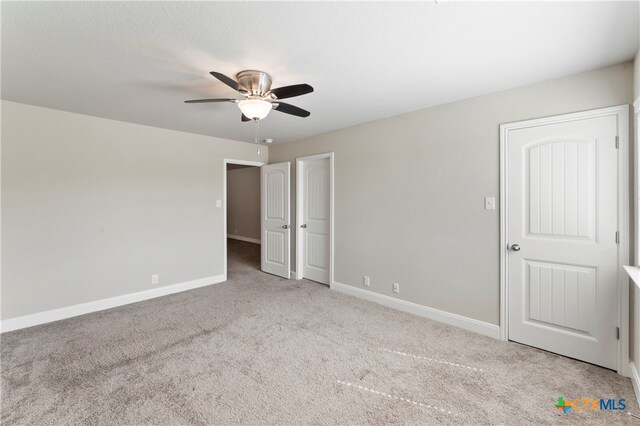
xmin=270 ymin=62 xmax=634 ymax=325
xmin=227 ymin=166 xmax=261 ymax=241
xmin=635 ymin=49 xmax=640 ymax=100
xmin=1 ymin=101 xmax=268 ymax=319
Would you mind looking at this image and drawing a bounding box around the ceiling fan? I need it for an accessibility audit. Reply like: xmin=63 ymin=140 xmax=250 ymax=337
xmin=185 ymin=70 xmax=313 ymax=122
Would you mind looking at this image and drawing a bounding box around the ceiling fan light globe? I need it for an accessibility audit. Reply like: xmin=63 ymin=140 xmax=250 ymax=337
xmin=238 ymin=99 xmax=272 ymax=120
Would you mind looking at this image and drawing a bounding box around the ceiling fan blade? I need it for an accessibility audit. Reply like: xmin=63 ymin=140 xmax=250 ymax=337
xmin=273 ymin=102 xmax=310 ymax=118
xmin=184 ymin=98 xmax=236 ymax=103
xmin=241 ymin=114 xmax=251 ymax=122
xmin=269 ymin=84 xmax=313 ymax=100
xmin=210 ymin=71 xmax=246 ymax=92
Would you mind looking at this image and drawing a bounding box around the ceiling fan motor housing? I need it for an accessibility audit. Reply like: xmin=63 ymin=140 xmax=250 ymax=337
xmin=236 ymin=70 xmax=273 ymax=97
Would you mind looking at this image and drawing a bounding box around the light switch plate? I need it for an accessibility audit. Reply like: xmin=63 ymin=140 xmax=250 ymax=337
xmin=484 ymin=197 xmax=495 ymax=210
xmin=216 ymin=200 xmax=222 ymax=208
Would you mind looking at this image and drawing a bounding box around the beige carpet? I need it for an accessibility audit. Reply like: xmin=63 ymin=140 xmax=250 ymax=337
xmin=1 ymin=239 xmax=638 ymax=425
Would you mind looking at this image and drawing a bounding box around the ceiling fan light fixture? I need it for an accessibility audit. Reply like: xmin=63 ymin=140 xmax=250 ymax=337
xmin=238 ymin=99 xmax=272 ymax=120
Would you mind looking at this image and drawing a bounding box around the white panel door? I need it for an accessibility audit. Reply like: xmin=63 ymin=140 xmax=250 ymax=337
xmin=507 ymin=115 xmax=619 ymax=369
xmin=299 ymin=157 xmax=330 ymax=284
xmin=261 ymin=162 xmax=290 ymax=279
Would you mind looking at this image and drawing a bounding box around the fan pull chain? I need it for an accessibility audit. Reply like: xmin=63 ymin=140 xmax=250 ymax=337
xmin=254 ymin=119 xmax=260 ymax=155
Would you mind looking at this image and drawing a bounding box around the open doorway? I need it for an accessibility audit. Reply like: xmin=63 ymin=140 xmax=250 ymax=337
xmin=224 ymin=159 xmax=264 ymax=279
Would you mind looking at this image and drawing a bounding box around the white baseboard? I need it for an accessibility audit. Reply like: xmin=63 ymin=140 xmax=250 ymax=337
xmin=331 ymin=281 xmax=501 ymax=339
xmin=631 ymin=362 xmax=640 ymax=410
xmin=227 ymin=234 xmax=261 ymax=244
xmin=0 ymin=274 xmax=225 ymax=333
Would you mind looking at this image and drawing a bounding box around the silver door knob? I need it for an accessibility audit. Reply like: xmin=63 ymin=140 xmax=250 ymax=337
xmin=282 ymin=225 xmax=290 ymax=229
xmin=511 ymin=244 xmax=521 ymax=252
xmin=301 ymin=224 xmax=307 ymax=228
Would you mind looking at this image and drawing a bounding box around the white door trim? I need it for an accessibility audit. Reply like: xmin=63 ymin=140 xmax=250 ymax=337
xmin=295 ymin=152 xmax=334 ymax=286
xmin=499 ymin=105 xmax=630 ymax=376
xmin=635 ymin=97 xmax=640 ymax=265
xmin=223 ymin=158 xmax=266 ymax=281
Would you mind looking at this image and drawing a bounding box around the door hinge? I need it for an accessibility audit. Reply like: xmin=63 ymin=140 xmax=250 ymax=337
xmin=615 ymin=135 xmax=619 ymax=149
xmin=615 ymin=231 xmax=619 ymax=244
xmin=616 ymin=327 xmax=620 ymax=340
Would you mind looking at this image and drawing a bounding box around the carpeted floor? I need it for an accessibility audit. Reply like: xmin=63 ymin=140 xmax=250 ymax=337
xmin=1 ymin=239 xmax=638 ymax=424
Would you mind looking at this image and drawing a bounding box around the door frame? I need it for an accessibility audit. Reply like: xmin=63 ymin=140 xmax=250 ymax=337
xmin=499 ymin=105 xmax=629 ymax=376
xmin=295 ymin=152 xmax=335 ymax=286
xmin=635 ymin=97 xmax=640 ymax=264
xmin=223 ymin=158 xmax=266 ymax=281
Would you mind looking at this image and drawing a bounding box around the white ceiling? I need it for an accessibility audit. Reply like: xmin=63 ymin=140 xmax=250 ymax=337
xmin=2 ymin=1 xmax=638 ymax=144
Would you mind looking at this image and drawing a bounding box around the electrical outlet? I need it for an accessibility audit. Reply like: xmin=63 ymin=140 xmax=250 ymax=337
xmin=484 ymin=196 xmax=496 ymax=210
xmin=363 ymin=275 xmax=370 ymax=287
xmin=392 ymin=282 xmax=400 ymax=294
xmin=152 ymin=274 xmax=159 ymax=285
